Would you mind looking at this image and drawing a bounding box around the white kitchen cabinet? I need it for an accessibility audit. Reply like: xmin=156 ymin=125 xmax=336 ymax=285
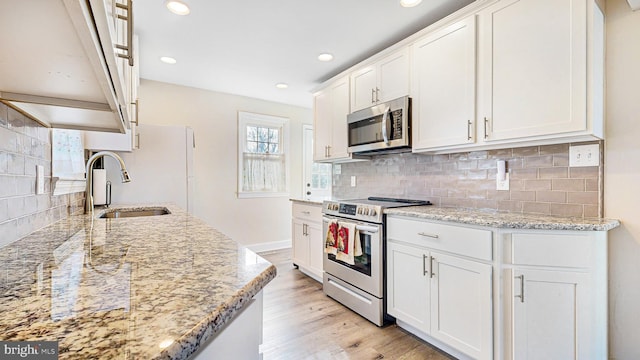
xmin=313 ymin=77 xmax=352 ymax=162
xmin=291 ymin=202 xmax=323 ymax=282
xmin=502 ymin=231 xmax=607 ymax=360
xmin=387 ymin=216 xmax=493 ymax=360
xmin=411 ymin=16 xmax=477 ymax=151
xmin=350 ymin=47 xmax=410 ymax=112
xmin=0 ymin=0 xmax=135 ymax=133
xmin=476 ymin=0 xmax=604 ymax=144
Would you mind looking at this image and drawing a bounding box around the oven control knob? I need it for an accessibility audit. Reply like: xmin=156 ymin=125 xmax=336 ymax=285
xmin=357 ymin=207 xmax=363 ymax=215
xmin=363 ymin=208 xmax=370 ymax=216
xmin=370 ymin=209 xmax=377 ymax=216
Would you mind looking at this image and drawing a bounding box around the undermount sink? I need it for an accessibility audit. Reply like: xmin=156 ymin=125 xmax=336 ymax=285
xmin=99 ymin=207 xmax=171 ymax=219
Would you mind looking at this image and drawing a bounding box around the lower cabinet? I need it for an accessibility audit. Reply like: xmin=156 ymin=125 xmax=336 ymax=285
xmin=387 ymin=216 xmax=493 ymax=360
xmin=502 ymin=231 xmax=607 ymax=360
xmin=291 ymin=202 xmax=323 ymax=282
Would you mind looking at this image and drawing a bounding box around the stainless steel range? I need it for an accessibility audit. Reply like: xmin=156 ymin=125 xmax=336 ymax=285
xmin=321 ymin=197 xmax=431 ymax=326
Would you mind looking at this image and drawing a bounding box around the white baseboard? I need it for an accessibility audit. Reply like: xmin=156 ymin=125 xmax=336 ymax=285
xmin=246 ymin=239 xmax=292 ymax=254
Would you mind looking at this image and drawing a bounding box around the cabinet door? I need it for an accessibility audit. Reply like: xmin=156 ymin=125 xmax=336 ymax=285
xmin=430 ymin=252 xmax=493 ymax=360
xmin=328 ymin=77 xmax=350 ymax=160
xmin=307 ymin=222 xmax=323 ymax=278
xmin=512 ymin=269 xmax=590 ymax=360
xmin=412 ymin=16 xmax=476 ymax=150
xmin=478 ymin=0 xmax=587 ymax=141
xmin=313 ymin=89 xmax=331 ymax=161
xmin=350 ymin=65 xmax=377 ymax=112
xmin=387 ymin=242 xmax=430 ymax=334
xmin=292 ymin=220 xmax=308 ymax=267
xmin=377 ymin=48 xmax=409 ymax=104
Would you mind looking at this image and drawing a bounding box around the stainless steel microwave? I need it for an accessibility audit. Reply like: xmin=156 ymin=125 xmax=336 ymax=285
xmin=347 ymin=96 xmax=411 ymax=154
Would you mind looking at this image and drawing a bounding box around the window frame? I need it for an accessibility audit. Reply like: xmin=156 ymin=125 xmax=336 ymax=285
xmin=237 ymin=111 xmax=290 ymax=199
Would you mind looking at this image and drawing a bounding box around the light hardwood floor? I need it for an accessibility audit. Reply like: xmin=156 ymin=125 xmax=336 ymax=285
xmin=259 ymin=250 xmax=454 ymax=360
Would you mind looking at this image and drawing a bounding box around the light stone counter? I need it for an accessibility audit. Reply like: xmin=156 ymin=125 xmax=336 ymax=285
xmin=385 ymin=206 xmax=620 ymax=231
xmin=0 ymin=204 xmax=276 ymax=359
xmin=289 ymin=198 xmax=324 ymax=205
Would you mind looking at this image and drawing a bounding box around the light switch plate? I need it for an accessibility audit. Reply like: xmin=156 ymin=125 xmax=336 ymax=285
xmin=350 ymin=176 xmax=356 ymax=187
xmin=334 ymin=164 xmax=341 ymax=175
xmin=569 ymin=144 xmax=600 ymax=167
xmin=35 ymin=165 xmax=45 ymax=194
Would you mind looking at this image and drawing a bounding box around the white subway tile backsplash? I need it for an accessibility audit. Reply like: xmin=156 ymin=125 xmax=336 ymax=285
xmin=334 ymin=141 xmax=603 ymax=218
xmin=0 ymin=107 xmax=84 ymax=247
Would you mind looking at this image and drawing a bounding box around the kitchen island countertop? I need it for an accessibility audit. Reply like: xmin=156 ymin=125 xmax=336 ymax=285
xmin=0 ymin=204 xmax=276 ymax=359
xmin=385 ymin=206 xmax=620 ymax=231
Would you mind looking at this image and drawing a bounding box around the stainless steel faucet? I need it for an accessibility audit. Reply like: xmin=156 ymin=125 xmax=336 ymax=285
xmin=85 ymin=151 xmax=131 ymax=213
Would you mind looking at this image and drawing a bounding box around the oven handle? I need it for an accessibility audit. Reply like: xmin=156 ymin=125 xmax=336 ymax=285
xmin=322 ymin=217 xmax=380 ymax=234
xmin=381 ymin=106 xmax=391 ymax=145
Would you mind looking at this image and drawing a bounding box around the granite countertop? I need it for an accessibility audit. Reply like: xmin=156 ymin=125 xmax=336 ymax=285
xmin=385 ymin=206 xmax=621 ymax=231
xmin=0 ymin=204 xmax=276 ymax=359
xmin=290 ymin=198 xmax=324 ymax=205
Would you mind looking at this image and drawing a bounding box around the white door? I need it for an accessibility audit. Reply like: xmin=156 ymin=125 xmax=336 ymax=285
xmin=430 ymin=252 xmax=493 ymax=360
xmin=412 ymin=16 xmax=476 ymax=150
xmin=387 ymin=241 xmax=430 ymax=333
xmin=478 ymin=0 xmax=587 ymax=141
xmin=512 ymin=269 xmax=590 ymax=360
xmin=303 ymin=125 xmax=331 ymax=200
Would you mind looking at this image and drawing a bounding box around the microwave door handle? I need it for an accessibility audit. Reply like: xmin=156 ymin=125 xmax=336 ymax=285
xmin=381 ymin=106 xmax=391 ymax=145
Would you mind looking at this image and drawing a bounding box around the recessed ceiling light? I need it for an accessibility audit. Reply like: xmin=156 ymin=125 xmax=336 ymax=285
xmin=400 ymin=0 xmax=423 ymax=7
xmin=160 ymin=56 xmax=177 ymax=64
xmin=166 ymin=0 xmax=190 ymax=15
xmin=318 ymin=53 xmax=334 ymax=62
xmin=275 ymin=83 xmax=288 ymax=89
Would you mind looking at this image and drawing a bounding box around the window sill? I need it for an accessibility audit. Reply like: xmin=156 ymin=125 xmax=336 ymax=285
xmin=237 ymin=191 xmax=289 ymax=199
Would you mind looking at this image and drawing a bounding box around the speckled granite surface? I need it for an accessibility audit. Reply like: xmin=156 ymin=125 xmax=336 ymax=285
xmin=290 ymin=198 xmax=324 ymax=205
xmin=0 ymin=204 xmax=276 ymax=359
xmin=385 ymin=206 xmax=620 ymax=231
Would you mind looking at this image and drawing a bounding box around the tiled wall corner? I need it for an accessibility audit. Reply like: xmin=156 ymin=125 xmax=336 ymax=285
xmin=333 ymin=141 xmax=604 ymax=218
xmin=0 ymin=103 xmax=84 ymax=248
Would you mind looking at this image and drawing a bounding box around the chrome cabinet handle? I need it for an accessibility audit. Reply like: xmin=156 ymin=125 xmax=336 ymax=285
xmin=301 ymin=211 xmax=311 ymax=215
xmin=422 ymin=254 xmax=428 ymax=276
xmin=375 ymin=87 xmax=380 ymax=102
xmin=467 ymin=120 xmax=472 ymax=140
xmin=484 ymin=117 xmax=489 ymax=139
xmin=115 ymin=0 xmax=134 ymax=66
xmin=327 ymin=145 xmax=331 ymax=157
xmin=130 ymin=99 xmax=139 ymax=125
xmin=418 ymin=232 xmax=439 ymax=239
xmin=381 ymin=106 xmax=391 ymax=145
xmin=371 ymin=88 xmax=376 ymax=103
xmin=515 ymin=275 xmax=525 ymax=303
xmin=430 ymin=256 xmax=436 ymax=278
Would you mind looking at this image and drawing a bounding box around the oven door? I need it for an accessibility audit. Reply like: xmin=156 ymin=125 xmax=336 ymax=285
xmin=322 ymin=216 xmax=383 ymax=298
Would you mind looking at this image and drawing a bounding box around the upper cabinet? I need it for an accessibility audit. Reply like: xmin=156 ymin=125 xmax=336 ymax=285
xmin=0 ymin=0 xmax=136 ymax=133
xmin=350 ymin=48 xmax=410 ymax=112
xmin=411 ymin=16 xmax=477 ymax=151
xmin=313 ymin=76 xmax=352 ymax=162
xmin=476 ymin=0 xmax=604 ymax=144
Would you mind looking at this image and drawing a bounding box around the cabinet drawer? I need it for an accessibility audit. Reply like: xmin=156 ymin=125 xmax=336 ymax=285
xmin=509 ymin=232 xmax=593 ymax=268
xmin=292 ymin=203 xmax=322 ymax=223
xmin=387 ymin=217 xmax=493 ymax=261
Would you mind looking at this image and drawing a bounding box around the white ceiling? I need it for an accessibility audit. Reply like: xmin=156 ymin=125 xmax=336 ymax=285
xmin=135 ymin=0 xmax=475 ymax=109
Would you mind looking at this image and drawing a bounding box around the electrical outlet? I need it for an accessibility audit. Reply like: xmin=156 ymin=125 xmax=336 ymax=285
xmin=334 ymin=164 xmax=341 ymax=175
xmin=350 ymin=176 xmax=356 ymax=187
xmin=569 ymin=144 xmax=600 ymax=167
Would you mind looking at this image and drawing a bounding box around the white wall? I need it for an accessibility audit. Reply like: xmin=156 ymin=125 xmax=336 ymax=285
xmin=604 ymin=1 xmax=640 ymax=359
xmin=138 ymin=79 xmax=312 ymax=249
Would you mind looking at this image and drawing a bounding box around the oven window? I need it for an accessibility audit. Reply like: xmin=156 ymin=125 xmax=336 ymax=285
xmin=328 ymin=231 xmax=372 ymax=276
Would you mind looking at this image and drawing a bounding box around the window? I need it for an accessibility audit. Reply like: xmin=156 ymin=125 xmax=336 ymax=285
xmin=238 ymin=111 xmax=289 ymax=198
